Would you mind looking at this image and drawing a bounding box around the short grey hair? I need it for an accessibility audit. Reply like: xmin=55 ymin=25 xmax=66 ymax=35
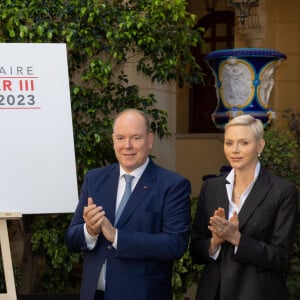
xmin=113 ymin=109 xmax=152 ymax=133
xmin=224 ymin=114 xmax=264 ymax=140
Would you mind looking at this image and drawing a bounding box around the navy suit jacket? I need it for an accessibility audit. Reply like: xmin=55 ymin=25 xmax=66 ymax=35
xmin=65 ymin=159 xmax=191 ymax=300
xmin=190 ymin=166 xmax=298 ymax=300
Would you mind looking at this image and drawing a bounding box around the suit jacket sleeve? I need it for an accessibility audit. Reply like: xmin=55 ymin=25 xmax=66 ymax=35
xmin=65 ymin=173 xmax=93 ymax=253
xmin=190 ymin=180 xmax=214 ymax=264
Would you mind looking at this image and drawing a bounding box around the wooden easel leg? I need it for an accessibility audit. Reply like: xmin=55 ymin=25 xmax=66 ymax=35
xmin=0 ymin=219 xmax=17 ymax=300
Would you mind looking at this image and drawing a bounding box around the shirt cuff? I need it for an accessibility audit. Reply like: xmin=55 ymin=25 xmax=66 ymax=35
xmin=210 ymin=245 xmax=221 ymax=260
xmin=112 ymin=229 xmax=118 ymax=249
xmin=84 ymin=223 xmax=98 ymax=250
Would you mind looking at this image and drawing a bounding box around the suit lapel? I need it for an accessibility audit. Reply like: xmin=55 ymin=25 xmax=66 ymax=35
xmin=238 ymin=167 xmax=272 ymax=229
xmin=99 ymin=167 xmax=120 ymax=225
xmin=116 ymin=160 xmax=156 ymax=227
xmin=220 ymin=177 xmax=230 ymax=219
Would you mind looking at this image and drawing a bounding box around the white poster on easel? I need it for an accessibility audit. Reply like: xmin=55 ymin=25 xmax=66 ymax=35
xmin=0 ymin=43 xmax=78 ymax=214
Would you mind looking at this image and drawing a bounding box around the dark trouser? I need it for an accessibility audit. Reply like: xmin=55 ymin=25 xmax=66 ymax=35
xmin=94 ymin=290 xmax=105 ymax=300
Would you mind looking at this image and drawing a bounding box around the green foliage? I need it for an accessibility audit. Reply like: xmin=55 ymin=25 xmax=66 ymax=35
xmin=0 ymin=256 xmax=6 ymax=293
xmin=261 ymin=111 xmax=300 ymax=188
xmin=0 ymin=256 xmax=21 ymax=293
xmin=260 ymin=128 xmax=299 ymax=187
xmin=0 ymin=0 xmax=204 ymax=295
xmin=172 ymin=198 xmax=203 ymax=299
xmin=283 ymin=109 xmax=300 ymax=149
xmin=29 ymin=214 xmax=82 ymax=293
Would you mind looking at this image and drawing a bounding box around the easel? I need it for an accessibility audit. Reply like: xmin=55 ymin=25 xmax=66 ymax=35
xmin=0 ymin=212 xmax=22 ymax=300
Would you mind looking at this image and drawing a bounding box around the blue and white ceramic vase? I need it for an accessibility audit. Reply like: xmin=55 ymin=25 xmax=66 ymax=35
xmin=205 ymin=48 xmax=286 ymax=128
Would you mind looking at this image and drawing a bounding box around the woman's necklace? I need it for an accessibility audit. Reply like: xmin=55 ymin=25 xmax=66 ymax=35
xmin=235 ymin=186 xmax=243 ymax=199
xmin=233 ymin=185 xmax=244 ymax=206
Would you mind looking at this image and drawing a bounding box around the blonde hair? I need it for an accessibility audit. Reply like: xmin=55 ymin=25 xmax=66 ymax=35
xmin=225 ymin=115 xmax=264 ymax=140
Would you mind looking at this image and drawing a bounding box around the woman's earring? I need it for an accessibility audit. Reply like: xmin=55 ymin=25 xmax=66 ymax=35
xmin=258 ymin=153 xmax=261 ymax=157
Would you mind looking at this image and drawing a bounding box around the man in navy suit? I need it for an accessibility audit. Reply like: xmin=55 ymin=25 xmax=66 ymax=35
xmin=65 ymin=109 xmax=191 ymax=300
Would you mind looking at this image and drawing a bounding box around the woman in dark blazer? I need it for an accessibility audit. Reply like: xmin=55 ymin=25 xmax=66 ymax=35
xmin=190 ymin=114 xmax=298 ymax=300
